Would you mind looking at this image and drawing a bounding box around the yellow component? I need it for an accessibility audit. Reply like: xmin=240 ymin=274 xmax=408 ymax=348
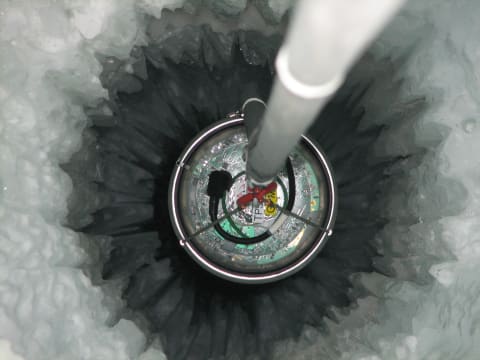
xmin=264 ymin=189 xmax=278 ymax=217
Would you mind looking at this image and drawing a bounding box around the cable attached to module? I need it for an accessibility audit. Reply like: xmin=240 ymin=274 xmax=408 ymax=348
xmin=207 ymin=158 xmax=296 ymax=244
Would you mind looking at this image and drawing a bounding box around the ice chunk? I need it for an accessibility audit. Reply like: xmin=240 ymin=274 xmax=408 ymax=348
xmin=70 ymin=1 xmax=116 ymax=40
xmin=255 ymin=0 xmax=294 ymax=24
xmin=205 ymin=0 xmax=247 ymax=17
xmin=136 ymin=0 xmax=187 ymax=19
xmin=113 ymin=319 xmax=147 ymax=358
xmin=0 ymin=340 xmax=24 ymax=360
xmin=138 ymin=340 xmax=168 ymax=360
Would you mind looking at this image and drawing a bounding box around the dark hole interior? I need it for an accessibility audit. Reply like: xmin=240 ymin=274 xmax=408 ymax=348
xmin=69 ymin=23 xmax=430 ymax=360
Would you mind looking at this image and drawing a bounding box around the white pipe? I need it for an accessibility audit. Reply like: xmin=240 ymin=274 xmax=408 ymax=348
xmin=246 ymin=0 xmax=406 ymax=185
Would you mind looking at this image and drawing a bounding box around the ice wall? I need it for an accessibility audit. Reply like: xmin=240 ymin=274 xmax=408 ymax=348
xmin=274 ymin=1 xmax=480 ymax=359
xmin=0 ymin=1 xmax=184 ymax=359
xmin=0 ymin=0 xmax=479 ymax=360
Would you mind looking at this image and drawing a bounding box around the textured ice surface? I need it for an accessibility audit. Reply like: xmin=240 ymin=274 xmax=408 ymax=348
xmin=0 ymin=1 xmax=179 ymax=359
xmin=0 ymin=1 xmax=284 ymax=360
xmin=273 ymin=1 xmax=480 ymax=359
xmin=1 ymin=0 xmax=480 ymax=360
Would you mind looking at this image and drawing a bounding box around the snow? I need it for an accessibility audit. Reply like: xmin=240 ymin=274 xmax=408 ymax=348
xmin=1 ymin=0 xmax=480 ymax=359
xmin=0 ymin=0 xmax=171 ymax=359
xmin=275 ymin=1 xmax=480 ymax=359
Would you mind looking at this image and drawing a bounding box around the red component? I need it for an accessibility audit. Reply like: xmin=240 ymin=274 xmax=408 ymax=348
xmin=237 ymin=181 xmax=277 ymax=208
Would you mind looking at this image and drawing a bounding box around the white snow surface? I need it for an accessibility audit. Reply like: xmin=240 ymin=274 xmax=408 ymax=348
xmin=0 ymin=0 xmax=479 ymax=360
xmin=0 ymin=1 xmax=183 ymax=359
xmin=275 ymin=1 xmax=480 ymax=359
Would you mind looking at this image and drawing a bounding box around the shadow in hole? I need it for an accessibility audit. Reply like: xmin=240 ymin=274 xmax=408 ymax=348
xmin=80 ymin=26 xmax=427 ymax=360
